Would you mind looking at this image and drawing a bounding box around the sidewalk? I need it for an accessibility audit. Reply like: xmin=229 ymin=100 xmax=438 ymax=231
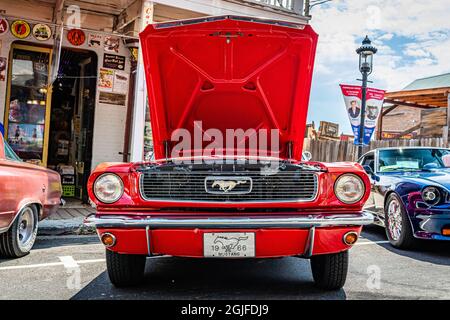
xmin=38 ymin=199 xmax=97 ymax=236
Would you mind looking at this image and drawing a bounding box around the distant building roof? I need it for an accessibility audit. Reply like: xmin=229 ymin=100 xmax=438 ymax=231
xmin=403 ymin=73 xmax=450 ymax=90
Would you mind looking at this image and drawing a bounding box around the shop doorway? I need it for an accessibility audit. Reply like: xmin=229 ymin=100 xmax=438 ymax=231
xmin=48 ymin=49 xmax=97 ymax=203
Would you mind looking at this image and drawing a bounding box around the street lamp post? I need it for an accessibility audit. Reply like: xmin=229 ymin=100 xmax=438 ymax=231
xmin=356 ymin=36 xmax=377 ymax=158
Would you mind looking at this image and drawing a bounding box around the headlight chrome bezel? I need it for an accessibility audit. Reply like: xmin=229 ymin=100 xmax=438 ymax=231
xmin=421 ymin=186 xmax=441 ymax=206
xmin=334 ymin=173 xmax=366 ymax=205
xmin=93 ymin=173 xmax=124 ymax=204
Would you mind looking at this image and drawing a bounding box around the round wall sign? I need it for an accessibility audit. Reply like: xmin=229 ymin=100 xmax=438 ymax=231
xmin=0 ymin=18 xmax=9 ymax=35
xmin=10 ymin=20 xmax=31 ymax=39
xmin=32 ymin=23 xmax=52 ymax=41
xmin=67 ymin=29 xmax=86 ymax=46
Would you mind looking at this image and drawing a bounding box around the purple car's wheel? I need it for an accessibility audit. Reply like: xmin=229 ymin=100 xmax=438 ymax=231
xmin=0 ymin=205 xmax=38 ymax=258
xmin=384 ymin=193 xmax=416 ymax=249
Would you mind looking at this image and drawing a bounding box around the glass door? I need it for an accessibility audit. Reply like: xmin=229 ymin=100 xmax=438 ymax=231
xmin=4 ymin=44 xmax=52 ymax=166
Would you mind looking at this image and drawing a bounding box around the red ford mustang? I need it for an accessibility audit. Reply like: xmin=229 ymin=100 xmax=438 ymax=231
xmin=0 ymin=135 xmax=61 ymax=257
xmin=85 ymin=16 xmax=373 ymax=290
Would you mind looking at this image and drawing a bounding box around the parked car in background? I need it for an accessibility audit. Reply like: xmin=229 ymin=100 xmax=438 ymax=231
xmin=85 ymin=16 xmax=373 ymax=290
xmin=359 ymin=147 xmax=450 ymax=248
xmin=0 ymin=134 xmax=61 ymax=258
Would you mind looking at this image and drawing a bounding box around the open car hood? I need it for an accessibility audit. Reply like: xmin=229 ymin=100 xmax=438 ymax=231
xmin=140 ymin=16 xmax=318 ymax=161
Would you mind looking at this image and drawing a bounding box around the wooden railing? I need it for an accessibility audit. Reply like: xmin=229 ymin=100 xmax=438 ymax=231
xmin=303 ymin=138 xmax=445 ymax=162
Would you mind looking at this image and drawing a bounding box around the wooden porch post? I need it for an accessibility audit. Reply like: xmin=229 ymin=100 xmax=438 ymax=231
xmin=446 ymin=93 xmax=450 ymax=147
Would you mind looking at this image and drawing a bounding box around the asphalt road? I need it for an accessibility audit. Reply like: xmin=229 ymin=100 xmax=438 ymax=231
xmin=0 ymin=226 xmax=449 ymax=300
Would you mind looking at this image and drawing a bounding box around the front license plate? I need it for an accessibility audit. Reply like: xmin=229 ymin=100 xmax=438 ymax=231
xmin=203 ymin=232 xmax=255 ymax=258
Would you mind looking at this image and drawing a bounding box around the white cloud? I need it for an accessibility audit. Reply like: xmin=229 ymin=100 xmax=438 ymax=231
xmin=310 ymin=0 xmax=450 ymax=91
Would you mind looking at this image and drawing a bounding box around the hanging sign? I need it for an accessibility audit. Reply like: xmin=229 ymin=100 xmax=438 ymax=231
xmin=10 ymin=20 xmax=31 ymax=39
xmin=0 ymin=18 xmax=8 ymax=35
xmin=67 ymin=28 xmax=85 ymax=46
xmin=32 ymin=23 xmax=52 ymax=41
xmin=340 ymin=84 xmax=385 ymax=145
xmin=103 ymin=53 xmax=125 ymax=70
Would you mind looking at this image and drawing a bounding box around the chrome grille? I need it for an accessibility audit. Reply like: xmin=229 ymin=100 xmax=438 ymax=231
xmin=139 ymin=164 xmax=318 ymax=203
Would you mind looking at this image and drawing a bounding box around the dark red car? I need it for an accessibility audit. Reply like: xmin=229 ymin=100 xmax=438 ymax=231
xmin=86 ymin=16 xmax=373 ymax=290
xmin=0 ymin=134 xmax=61 ymax=257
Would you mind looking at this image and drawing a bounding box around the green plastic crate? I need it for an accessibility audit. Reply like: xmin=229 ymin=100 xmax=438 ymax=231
xmin=62 ymin=185 xmax=75 ymax=197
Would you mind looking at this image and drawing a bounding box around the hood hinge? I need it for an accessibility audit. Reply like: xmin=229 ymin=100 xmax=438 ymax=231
xmin=164 ymin=140 xmax=170 ymax=161
xmin=287 ymin=141 xmax=293 ymax=159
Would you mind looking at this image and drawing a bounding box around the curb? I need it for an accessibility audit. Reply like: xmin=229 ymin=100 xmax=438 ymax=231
xmin=38 ymin=218 xmax=97 ymax=236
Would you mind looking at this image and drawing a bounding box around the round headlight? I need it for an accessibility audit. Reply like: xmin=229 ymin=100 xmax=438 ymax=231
xmin=93 ymin=173 xmax=124 ymax=203
xmin=334 ymin=174 xmax=365 ymax=204
xmin=422 ymin=186 xmax=441 ymax=206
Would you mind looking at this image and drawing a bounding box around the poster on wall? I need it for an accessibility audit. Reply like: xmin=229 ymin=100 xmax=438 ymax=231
xmin=10 ymin=20 xmax=31 ymax=39
xmin=340 ymin=84 xmax=385 ymax=145
xmin=104 ymin=36 xmax=120 ymax=53
xmin=99 ymin=92 xmax=126 ymax=106
xmin=32 ymin=23 xmax=52 ymax=41
xmin=88 ymin=34 xmax=102 ymax=48
xmin=113 ymin=71 xmax=129 ymax=94
xmin=0 ymin=18 xmax=9 ymax=35
xmin=103 ymin=53 xmax=125 ymax=70
xmin=0 ymin=57 xmax=6 ymax=81
xmin=98 ymin=68 xmax=114 ymax=91
xmin=7 ymin=122 xmax=44 ymax=153
xmin=67 ymin=29 xmax=86 ymax=46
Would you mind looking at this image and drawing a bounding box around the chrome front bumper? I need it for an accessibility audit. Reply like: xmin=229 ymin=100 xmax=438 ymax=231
xmin=84 ymin=212 xmax=374 ymax=229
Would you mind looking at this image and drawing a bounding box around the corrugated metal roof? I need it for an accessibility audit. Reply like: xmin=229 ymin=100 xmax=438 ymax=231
xmin=403 ymin=73 xmax=450 ymax=90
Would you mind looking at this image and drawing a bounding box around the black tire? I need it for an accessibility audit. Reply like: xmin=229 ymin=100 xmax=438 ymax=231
xmin=310 ymin=251 xmax=348 ymax=290
xmin=384 ymin=193 xmax=416 ymax=249
xmin=106 ymin=249 xmax=146 ymax=287
xmin=0 ymin=205 xmax=38 ymax=258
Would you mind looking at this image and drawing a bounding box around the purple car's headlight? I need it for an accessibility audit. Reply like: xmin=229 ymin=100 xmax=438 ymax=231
xmin=421 ymin=186 xmax=441 ymax=206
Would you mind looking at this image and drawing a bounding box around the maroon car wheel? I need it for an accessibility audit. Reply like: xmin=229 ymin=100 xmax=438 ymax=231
xmin=0 ymin=205 xmax=38 ymax=258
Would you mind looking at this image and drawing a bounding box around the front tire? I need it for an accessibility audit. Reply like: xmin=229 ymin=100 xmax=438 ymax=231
xmin=106 ymin=250 xmax=146 ymax=287
xmin=384 ymin=193 xmax=416 ymax=249
xmin=310 ymin=251 xmax=348 ymax=290
xmin=0 ymin=205 xmax=38 ymax=258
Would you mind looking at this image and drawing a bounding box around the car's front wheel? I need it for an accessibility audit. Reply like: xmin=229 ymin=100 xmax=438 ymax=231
xmin=0 ymin=204 xmax=39 ymax=258
xmin=384 ymin=193 xmax=416 ymax=249
xmin=106 ymin=250 xmax=147 ymax=287
xmin=310 ymin=251 xmax=348 ymax=290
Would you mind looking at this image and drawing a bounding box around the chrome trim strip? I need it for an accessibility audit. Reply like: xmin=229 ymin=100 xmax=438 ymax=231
xmin=84 ymin=212 xmax=374 ymax=229
xmin=139 ymin=172 xmax=319 ymax=204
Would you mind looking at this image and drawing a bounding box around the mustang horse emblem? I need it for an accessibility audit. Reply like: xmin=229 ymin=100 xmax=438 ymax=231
xmin=212 ymin=180 xmax=247 ymax=192
xmin=214 ymin=235 xmax=249 ymax=250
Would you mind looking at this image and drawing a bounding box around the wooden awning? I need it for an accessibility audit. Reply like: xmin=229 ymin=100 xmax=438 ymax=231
xmin=384 ymin=87 xmax=450 ymax=108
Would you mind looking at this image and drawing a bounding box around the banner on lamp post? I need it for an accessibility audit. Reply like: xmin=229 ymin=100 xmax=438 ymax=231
xmin=340 ymin=84 xmax=385 ymax=145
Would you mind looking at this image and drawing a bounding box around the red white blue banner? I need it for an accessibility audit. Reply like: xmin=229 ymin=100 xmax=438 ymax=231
xmin=340 ymin=84 xmax=385 ymax=145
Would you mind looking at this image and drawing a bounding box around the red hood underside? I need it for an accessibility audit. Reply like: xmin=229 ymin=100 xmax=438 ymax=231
xmin=140 ymin=16 xmax=318 ymax=160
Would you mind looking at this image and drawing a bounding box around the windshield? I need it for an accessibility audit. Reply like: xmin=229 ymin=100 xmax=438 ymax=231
xmin=378 ymin=148 xmax=450 ymax=172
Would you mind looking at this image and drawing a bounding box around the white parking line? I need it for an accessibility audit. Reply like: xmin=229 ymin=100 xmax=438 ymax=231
xmin=0 ymin=259 xmax=105 ymax=271
xmin=355 ymin=240 xmax=390 ymax=246
xmin=59 ymin=256 xmax=79 ymax=268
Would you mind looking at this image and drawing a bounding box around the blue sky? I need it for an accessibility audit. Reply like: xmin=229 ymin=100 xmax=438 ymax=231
xmin=306 ymin=0 xmax=450 ymax=134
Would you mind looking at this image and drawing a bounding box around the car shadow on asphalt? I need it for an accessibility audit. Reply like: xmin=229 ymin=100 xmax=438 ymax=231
xmin=71 ymin=256 xmax=347 ymax=300
xmin=362 ymin=225 xmax=450 ymax=266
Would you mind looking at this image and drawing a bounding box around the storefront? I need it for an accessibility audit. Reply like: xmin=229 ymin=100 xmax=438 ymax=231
xmin=0 ymin=17 xmax=136 ymax=202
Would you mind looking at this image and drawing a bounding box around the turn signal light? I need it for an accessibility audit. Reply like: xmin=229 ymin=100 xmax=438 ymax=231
xmin=101 ymin=233 xmax=116 ymax=247
xmin=343 ymin=232 xmax=358 ymax=245
xmin=442 ymin=228 xmax=450 ymax=236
